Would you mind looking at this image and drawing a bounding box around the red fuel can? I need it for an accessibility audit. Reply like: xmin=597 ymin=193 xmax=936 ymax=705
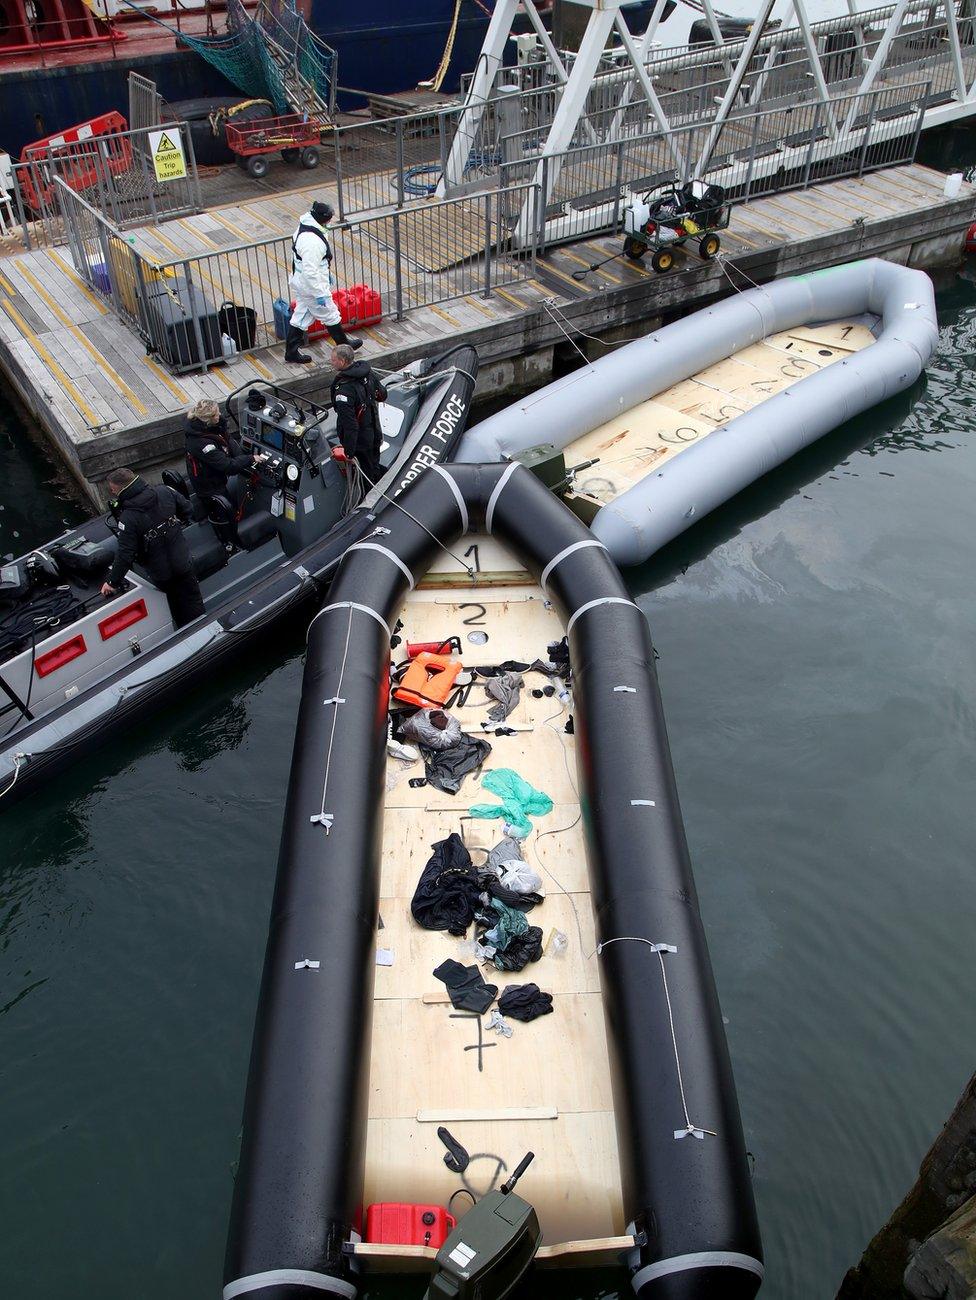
xmin=365 ymin=1203 xmax=456 ymax=1248
xmin=334 ymin=283 xmax=383 ymax=330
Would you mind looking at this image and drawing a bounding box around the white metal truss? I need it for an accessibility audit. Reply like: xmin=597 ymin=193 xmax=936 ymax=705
xmin=445 ymin=0 xmax=976 ymax=246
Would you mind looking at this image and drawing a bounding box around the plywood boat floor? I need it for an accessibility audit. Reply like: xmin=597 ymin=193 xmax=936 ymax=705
xmin=561 ymin=319 xmax=875 ymax=508
xmin=364 ymin=546 xmax=624 ymax=1247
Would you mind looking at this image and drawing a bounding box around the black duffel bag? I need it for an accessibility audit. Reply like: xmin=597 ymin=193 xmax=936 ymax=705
xmin=218 ymin=301 xmax=257 ymax=350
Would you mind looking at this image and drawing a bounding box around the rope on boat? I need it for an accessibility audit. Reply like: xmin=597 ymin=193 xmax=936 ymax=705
xmin=598 ymin=935 xmax=718 ymax=1142
xmin=0 ymin=751 xmax=26 ymax=800
xmin=309 ymin=603 xmax=354 ymax=834
xmin=357 ymin=465 xmax=476 ymax=577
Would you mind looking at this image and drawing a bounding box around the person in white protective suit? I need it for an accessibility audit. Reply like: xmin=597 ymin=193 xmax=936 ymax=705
xmin=285 ymin=199 xmax=364 ymax=364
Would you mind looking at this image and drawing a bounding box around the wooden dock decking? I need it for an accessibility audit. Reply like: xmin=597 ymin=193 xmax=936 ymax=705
xmin=0 ymin=163 xmax=972 ymax=499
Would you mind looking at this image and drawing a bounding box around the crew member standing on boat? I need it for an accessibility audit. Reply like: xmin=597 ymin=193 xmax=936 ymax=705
xmin=100 ymin=467 xmax=205 ymax=629
xmin=285 ymin=200 xmax=364 ymax=365
xmin=184 ymin=399 xmax=267 ymax=512
xmin=331 ymin=344 xmax=387 ymax=485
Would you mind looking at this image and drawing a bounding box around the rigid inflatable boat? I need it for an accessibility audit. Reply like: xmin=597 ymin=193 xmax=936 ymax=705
xmin=0 ymin=347 xmax=477 ymax=804
xmin=224 ymin=463 xmax=762 ymax=1300
xmin=458 ymin=258 xmax=939 ymax=566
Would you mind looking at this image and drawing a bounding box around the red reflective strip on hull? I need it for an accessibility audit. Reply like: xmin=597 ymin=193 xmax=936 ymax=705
xmin=98 ymin=598 xmax=148 ymax=640
xmin=34 ymin=633 xmax=87 ymax=677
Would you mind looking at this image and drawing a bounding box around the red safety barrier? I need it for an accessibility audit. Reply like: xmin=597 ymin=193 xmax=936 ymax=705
xmin=18 ymin=110 xmax=132 ymax=211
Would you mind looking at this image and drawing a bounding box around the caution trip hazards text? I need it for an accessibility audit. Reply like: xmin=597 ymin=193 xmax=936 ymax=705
xmin=148 ymin=129 xmax=187 ymax=182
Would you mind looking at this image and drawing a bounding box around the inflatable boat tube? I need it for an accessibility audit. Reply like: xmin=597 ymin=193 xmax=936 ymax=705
xmin=457 ymin=259 xmax=939 ymax=565
xmin=224 ymin=463 xmax=762 ymax=1300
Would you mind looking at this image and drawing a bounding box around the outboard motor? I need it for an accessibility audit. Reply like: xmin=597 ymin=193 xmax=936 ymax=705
xmin=423 ymin=1154 xmax=541 ymax=1300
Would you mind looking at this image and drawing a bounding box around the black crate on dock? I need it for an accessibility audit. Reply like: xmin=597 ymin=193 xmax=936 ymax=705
xmin=144 ymin=276 xmax=222 ymax=371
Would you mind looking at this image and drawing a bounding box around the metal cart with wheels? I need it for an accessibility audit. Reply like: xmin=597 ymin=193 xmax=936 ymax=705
xmin=622 ymin=179 xmax=730 ymax=273
xmin=225 ymin=114 xmax=324 ymax=180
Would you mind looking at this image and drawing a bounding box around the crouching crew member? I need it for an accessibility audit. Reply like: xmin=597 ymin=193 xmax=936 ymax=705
xmin=286 ymin=200 xmax=364 ymax=365
xmin=100 ymin=467 xmax=205 ymax=629
xmin=185 ymin=399 xmax=267 ymax=511
xmin=331 ymin=344 xmax=388 ymax=485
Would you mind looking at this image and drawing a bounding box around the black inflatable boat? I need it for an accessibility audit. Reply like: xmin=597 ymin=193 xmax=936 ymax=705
xmin=225 ymin=462 xmax=762 ymax=1299
xmin=0 ymin=346 xmax=477 ymax=804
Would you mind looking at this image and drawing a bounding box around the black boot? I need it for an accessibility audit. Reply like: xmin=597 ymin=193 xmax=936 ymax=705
xmin=284 ymin=325 xmax=312 ymax=364
xmin=327 ymin=322 xmax=363 ymax=351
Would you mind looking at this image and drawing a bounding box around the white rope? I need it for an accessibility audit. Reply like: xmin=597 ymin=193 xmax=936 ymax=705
xmin=0 ymin=752 xmax=26 ymax=799
xmin=541 ymin=295 xmax=630 ymax=352
xmin=597 ymin=935 xmax=717 ymax=1140
xmin=310 ymin=605 xmax=354 ymax=832
xmin=357 ymin=464 xmax=475 ymax=576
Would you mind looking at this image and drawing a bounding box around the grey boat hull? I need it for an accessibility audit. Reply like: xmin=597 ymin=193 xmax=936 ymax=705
xmin=458 ymin=259 xmax=939 ymax=565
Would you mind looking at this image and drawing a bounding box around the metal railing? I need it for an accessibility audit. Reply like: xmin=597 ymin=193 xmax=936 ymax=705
xmin=499 ymin=80 xmax=929 ymax=248
xmin=56 ymin=176 xmax=539 ymax=373
xmin=12 ymin=121 xmax=201 ymax=250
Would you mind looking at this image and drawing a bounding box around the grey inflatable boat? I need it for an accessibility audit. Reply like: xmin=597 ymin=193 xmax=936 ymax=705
xmin=458 ymin=259 xmax=939 ymax=565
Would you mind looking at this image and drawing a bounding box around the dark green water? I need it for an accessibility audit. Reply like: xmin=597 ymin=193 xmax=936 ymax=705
xmin=2 ymin=275 xmax=975 ymax=1300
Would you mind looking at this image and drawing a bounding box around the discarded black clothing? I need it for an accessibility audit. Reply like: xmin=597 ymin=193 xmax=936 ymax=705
xmin=473 ymin=660 xmax=531 ymax=678
xmin=411 ymin=834 xmax=482 ymax=935
xmin=433 ymin=959 xmax=498 ymax=1014
xmin=498 ymin=983 xmax=554 ymax=1022
xmin=489 ymin=926 xmax=544 ymax=972
xmin=483 ymin=877 xmax=543 ymax=913
xmin=420 ymin=734 xmax=491 ymax=795
xmin=485 ymin=671 xmax=523 ymax=722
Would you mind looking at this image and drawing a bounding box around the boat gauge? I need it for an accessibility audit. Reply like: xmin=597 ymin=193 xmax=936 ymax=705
xmin=284 ymin=463 xmax=301 ymax=485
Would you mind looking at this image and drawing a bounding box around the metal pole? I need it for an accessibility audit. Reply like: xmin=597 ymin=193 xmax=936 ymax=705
xmin=182 ymin=261 xmax=211 ymax=373
xmin=483 ymin=191 xmax=493 ymax=299
xmin=907 ymin=79 xmax=928 ymax=161
xmin=856 ymin=90 xmax=876 ymax=175
xmin=744 ymin=108 xmax=761 ymax=200
xmin=802 ymin=100 xmax=822 ymax=188
xmin=392 ymin=212 xmax=404 ymax=319
xmin=184 ymin=123 xmax=201 ymax=213
xmin=395 ymin=116 xmax=405 ymax=209
xmin=333 ymin=128 xmax=345 ymax=221
xmin=612 ymin=139 xmax=624 ymax=233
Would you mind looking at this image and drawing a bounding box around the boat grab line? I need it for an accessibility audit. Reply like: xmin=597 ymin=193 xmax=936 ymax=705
xmin=540 ymin=538 xmax=607 ymax=591
xmin=311 ymin=601 xmax=392 ymax=639
xmin=347 ymin=542 xmax=415 ymax=589
xmin=485 ymin=461 xmax=520 ymax=535
xmin=566 ymin=596 xmax=636 ymax=634
xmin=431 ymin=464 xmax=469 ymax=534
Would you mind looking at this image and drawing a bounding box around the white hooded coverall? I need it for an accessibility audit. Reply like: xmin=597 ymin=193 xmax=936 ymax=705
xmin=289 ymin=213 xmax=341 ymax=330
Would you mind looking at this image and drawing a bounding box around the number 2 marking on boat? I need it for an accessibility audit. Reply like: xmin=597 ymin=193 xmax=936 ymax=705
xmin=460 ymin=603 xmax=487 ymax=626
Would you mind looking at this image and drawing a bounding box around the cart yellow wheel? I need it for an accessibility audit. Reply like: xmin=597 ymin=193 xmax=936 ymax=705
xmin=623 ymin=236 xmax=646 ymax=262
xmin=651 ymin=249 xmax=674 ymax=274
xmin=699 ymin=233 xmax=721 ymax=260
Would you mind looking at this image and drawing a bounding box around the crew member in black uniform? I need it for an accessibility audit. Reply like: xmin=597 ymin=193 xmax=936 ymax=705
xmin=184 ymin=399 xmax=268 ymax=511
xmin=100 ymin=467 xmax=206 ymax=629
xmin=330 ymin=344 xmax=388 ymax=485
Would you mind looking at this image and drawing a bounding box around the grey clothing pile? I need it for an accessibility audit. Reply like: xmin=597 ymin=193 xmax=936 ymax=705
xmin=485 ymin=671 xmax=523 ymax=722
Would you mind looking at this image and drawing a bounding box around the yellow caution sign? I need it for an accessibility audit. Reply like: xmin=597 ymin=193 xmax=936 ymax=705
xmin=148 ymin=129 xmax=188 ymax=183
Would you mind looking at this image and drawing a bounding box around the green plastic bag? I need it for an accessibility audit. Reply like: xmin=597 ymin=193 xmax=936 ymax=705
xmin=469 ymin=768 xmax=553 ymax=836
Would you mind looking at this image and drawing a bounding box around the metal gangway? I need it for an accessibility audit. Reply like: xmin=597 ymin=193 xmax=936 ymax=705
xmin=442 ymin=0 xmax=976 ymax=242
